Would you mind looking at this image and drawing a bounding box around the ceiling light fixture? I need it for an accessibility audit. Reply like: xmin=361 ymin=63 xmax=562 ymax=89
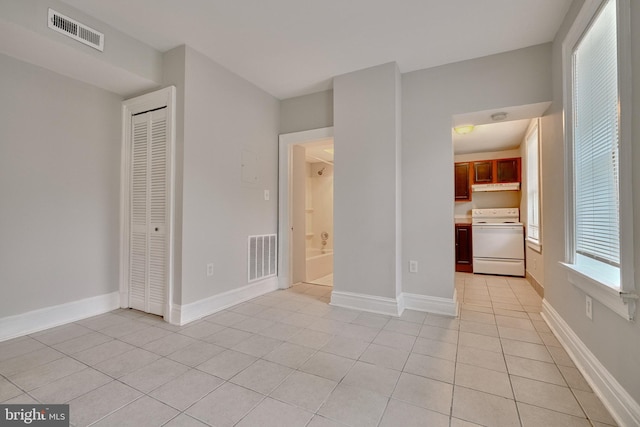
xmin=491 ymin=112 xmax=508 ymax=121
xmin=323 ymin=148 xmax=334 ymax=154
xmin=454 ymin=125 xmax=475 ymax=135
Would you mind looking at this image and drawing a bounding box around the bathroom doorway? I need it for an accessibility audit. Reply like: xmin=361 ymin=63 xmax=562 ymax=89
xmin=278 ymin=127 xmax=334 ymax=290
xmin=301 ymin=140 xmax=334 ymax=286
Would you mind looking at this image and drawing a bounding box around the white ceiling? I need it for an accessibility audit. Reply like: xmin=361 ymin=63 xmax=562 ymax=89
xmin=302 ymin=138 xmax=334 ymax=164
xmin=59 ymin=0 xmax=572 ymax=99
xmin=452 ymin=101 xmax=551 ymax=154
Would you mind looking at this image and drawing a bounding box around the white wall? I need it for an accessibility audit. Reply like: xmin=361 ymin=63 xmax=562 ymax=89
xmin=333 ymin=62 xmax=401 ymax=299
xmin=280 ymin=90 xmax=333 ymax=134
xmin=542 ymin=0 xmax=640 ymax=403
xmin=402 ymin=43 xmax=553 ymax=298
xmin=0 ymin=53 xmax=121 ymax=317
xmin=179 ymin=46 xmax=279 ymax=305
xmin=0 ymin=0 xmax=162 ymax=96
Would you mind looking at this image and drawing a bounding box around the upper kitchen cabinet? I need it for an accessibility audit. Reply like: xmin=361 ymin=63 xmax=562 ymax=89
xmin=455 ymin=162 xmax=471 ymax=201
xmin=473 ymin=161 xmax=493 ymax=183
xmin=472 ymin=157 xmax=521 ymax=184
xmin=496 ymin=158 xmax=520 ymax=183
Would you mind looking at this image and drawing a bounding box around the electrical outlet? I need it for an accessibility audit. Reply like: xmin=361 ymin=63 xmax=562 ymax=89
xmin=409 ymin=260 xmax=418 ymax=273
xmin=585 ymin=295 xmax=593 ymax=320
xmin=264 ymin=190 xmax=270 ymax=201
xmin=207 ymin=263 xmax=214 ymax=277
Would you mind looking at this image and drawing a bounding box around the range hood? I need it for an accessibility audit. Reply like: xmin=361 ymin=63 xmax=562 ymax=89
xmin=472 ymin=183 xmax=520 ymax=192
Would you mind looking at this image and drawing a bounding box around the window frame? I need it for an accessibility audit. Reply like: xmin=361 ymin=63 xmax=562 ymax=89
xmin=560 ymin=0 xmax=637 ymax=320
xmin=525 ymin=119 xmax=542 ymax=252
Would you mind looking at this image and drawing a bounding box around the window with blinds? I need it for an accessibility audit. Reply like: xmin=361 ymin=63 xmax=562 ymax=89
xmin=572 ymin=0 xmax=620 ymax=269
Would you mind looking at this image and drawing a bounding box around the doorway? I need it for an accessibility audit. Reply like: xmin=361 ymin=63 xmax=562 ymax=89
xmin=300 ymin=140 xmax=334 ymax=286
xmin=278 ymin=127 xmax=334 ymax=290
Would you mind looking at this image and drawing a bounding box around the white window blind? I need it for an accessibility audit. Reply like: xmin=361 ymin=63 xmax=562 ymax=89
xmin=526 ymin=122 xmax=540 ymax=245
xmin=573 ymin=0 xmax=620 ymax=267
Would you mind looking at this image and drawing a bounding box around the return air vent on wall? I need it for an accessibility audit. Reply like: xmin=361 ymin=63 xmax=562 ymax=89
xmin=248 ymin=234 xmax=277 ymax=282
xmin=48 ymin=9 xmax=104 ymax=51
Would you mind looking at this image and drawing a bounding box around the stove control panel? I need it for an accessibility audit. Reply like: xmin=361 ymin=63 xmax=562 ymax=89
xmin=472 ymin=208 xmax=520 ymax=222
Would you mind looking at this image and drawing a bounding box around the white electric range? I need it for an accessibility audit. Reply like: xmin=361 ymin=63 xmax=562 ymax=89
xmin=472 ymin=208 xmax=525 ymax=277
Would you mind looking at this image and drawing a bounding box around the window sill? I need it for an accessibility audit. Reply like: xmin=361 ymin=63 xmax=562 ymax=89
xmin=527 ymin=240 xmax=542 ymax=253
xmin=559 ymin=262 xmax=637 ymax=321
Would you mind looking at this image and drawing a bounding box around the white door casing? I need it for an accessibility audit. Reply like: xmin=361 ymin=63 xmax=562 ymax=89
xmin=121 ymin=87 xmax=176 ymax=322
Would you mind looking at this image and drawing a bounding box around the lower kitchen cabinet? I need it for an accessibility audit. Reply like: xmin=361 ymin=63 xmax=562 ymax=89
xmin=455 ymin=224 xmax=473 ymax=273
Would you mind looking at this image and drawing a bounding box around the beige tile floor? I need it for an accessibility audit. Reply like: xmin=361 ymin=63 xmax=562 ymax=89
xmin=0 ymin=273 xmax=617 ymax=426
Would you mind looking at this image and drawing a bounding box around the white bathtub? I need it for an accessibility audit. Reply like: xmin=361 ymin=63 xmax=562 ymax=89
xmin=306 ymin=248 xmax=333 ymax=282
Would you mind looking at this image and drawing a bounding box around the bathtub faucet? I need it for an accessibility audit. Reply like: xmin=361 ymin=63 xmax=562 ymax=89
xmin=321 ymin=231 xmax=329 ymax=253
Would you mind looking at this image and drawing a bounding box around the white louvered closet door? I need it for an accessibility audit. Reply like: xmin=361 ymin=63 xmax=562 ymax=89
xmin=129 ymin=108 xmax=168 ymax=316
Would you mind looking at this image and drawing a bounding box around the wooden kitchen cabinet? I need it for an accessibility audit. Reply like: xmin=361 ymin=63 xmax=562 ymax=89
xmin=455 ymin=162 xmax=471 ymax=201
xmin=473 ymin=161 xmax=493 ymax=183
xmin=472 ymin=157 xmax=521 ymax=184
xmin=496 ymin=158 xmax=520 ymax=183
xmin=455 ymin=224 xmax=473 ymax=272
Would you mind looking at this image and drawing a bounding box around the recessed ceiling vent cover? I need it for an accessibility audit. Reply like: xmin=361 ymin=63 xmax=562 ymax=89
xmin=47 ymin=8 xmax=104 ymax=52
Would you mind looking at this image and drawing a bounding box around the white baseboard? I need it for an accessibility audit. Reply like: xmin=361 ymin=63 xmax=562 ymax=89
xmin=330 ymin=291 xmax=402 ymax=316
xmin=0 ymin=292 xmax=120 ymax=342
xmin=403 ymin=289 xmax=459 ymax=317
xmin=330 ymin=289 xmax=459 ymax=318
xmin=176 ymin=277 xmax=279 ymax=325
xmin=542 ymin=299 xmax=640 ymax=427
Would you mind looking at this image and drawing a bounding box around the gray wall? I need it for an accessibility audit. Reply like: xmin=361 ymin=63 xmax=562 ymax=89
xmin=179 ymin=46 xmax=279 ymax=305
xmin=333 ymin=62 xmax=401 ymax=299
xmin=280 ymin=90 xmax=333 ymax=134
xmin=402 ymin=43 xmax=553 ymax=298
xmin=0 ymin=53 xmax=121 ymax=316
xmin=542 ymin=0 xmax=640 ymax=401
xmin=161 ymin=46 xmax=186 ymax=305
xmin=0 ymin=0 xmax=162 ymax=96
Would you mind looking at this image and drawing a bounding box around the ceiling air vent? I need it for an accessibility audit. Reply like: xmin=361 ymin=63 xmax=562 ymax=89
xmin=47 ymin=9 xmax=104 ymax=52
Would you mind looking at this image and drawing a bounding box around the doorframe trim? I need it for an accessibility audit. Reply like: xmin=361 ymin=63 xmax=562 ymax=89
xmin=120 ymin=86 xmax=176 ymax=323
xmin=278 ymin=127 xmax=333 ymax=289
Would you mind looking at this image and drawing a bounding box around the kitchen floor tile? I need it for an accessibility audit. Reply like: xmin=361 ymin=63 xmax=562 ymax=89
xmin=299 ymin=351 xmax=354 ymax=382
xmin=511 ymin=375 xmax=584 ymax=417
xmin=452 ymin=386 xmax=520 ymax=427
xmin=318 ymin=384 xmax=388 ymax=427
xmin=518 ymin=402 xmax=591 ymax=427
xmin=196 ymin=349 xmax=257 ymax=380
xmin=236 ymin=397 xmax=313 ymax=427
xmin=454 ymin=362 xmax=513 ymax=399
xmin=186 ymin=382 xmax=263 ymax=427
xmin=379 ymin=398 xmax=449 ymax=427
xmin=91 ymin=395 xmax=178 ymax=427
xmin=403 ymin=353 xmax=455 ymax=383
xmin=230 ymin=359 xmax=293 ymax=394
xmin=68 ymin=381 xmax=143 ymax=427
xmin=341 ymin=361 xmax=400 ymax=397
xmin=270 ymin=371 xmax=337 ymax=412
xmin=262 ymin=342 xmax=316 ymax=369
xmin=149 ymin=369 xmax=224 ymax=411
xmin=392 ymin=372 xmax=453 ymax=415
xmin=359 ymin=343 xmax=409 ymax=371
